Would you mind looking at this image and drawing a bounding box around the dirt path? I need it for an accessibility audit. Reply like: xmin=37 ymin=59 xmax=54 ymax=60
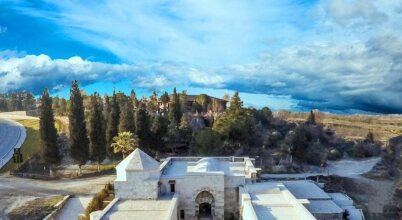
xmin=343 ymin=176 xmax=396 ymax=214
xmin=0 ymin=174 xmax=114 ymax=218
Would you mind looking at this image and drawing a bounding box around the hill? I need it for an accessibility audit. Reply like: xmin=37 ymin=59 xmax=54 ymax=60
xmin=275 ymin=110 xmax=402 ymax=144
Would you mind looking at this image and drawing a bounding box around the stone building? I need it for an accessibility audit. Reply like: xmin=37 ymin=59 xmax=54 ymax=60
xmin=157 ymin=95 xmax=228 ymax=113
xmin=91 ymin=149 xmax=364 ymax=220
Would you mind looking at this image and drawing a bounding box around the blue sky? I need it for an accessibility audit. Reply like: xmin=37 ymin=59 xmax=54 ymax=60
xmin=1 ymin=0 xmax=402 ymax=113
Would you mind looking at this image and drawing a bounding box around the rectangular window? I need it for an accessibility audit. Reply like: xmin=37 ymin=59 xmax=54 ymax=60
xmin=169 ymin=180 xmax=176 ymax=193
xmin=170 ymin=183 xmax=175 ymax=192
xmin=180 ymin=210 xmax=185 ymax=219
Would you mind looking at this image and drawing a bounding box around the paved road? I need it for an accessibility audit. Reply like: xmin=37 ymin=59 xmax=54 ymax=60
xmin=261 ymin=157 xmax=380 ymax=179
xmin=0 ymin=118 xmax=26 ymax=168
xmin=0 ymin=174 xmax=115 ymax=217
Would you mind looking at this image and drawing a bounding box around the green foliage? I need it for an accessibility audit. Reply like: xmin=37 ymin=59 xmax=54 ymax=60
xmin=306 ymin=110 xmax=316 ymax=125
xmin=119 ymin=101 xmax=135 ymax=133
xmin=0 ymin=90 xmax=36 ymax=112
xmin=305 ymin=140 xmax=327 ymax=165
xmin=168 ymin=88 xmax=182 ymax=124
xmin=136 ymin=102 xmax=152 ymax=149
xmin=106 ymin=92 xmax=120 ymax=158
xmin=194 ymin=128 xmax=222 ymax=155
xmin=365 ymin=131 xmax=375 ymax=143
xmin=130 ymin=89 xmax=139 ymax=109
xmin=290 ymin=125 xmax=309 ymax=162
xmin=111 ymin=132 xmax=139 ymax=158
xmin=150 ymin=115 xmax=169 ymax=150
xmin=194 ymin=94 xmax=211 ymax=113
xmin=252 ymin=107 xmax=273 ymax=127
xmin=39 ymin=88 xmax=60 ymax=166
xmin=68 ymin=80 xmax=90 ymax=167
xmin=85 ymin=183 xmax=114 ymax=220
xmin=213 ymin=92 xmax=254 ymax=145
xmin=88 ymin=93 xmax=106 ymax=164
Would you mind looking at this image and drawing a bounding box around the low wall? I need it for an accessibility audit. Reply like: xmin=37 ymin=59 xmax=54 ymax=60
xmin=43 ymin=195 xmax=71 ymax=220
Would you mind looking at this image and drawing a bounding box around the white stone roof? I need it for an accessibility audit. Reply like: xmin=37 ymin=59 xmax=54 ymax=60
xmin=282 ymin=180 xmax=331 ymax=199
xmin=116 ymin=148 xmax=160 ymax=171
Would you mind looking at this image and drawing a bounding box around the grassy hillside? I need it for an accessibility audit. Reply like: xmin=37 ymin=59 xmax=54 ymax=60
xmin=0 ymin=119 xmax=66 ymax=174
xmin=275 ymin=110 xmax=402 ymax=143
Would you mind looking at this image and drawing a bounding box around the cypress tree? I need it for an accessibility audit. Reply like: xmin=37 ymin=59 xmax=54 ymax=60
xmin=106 ymin=91 xmax=120 ymax=158
xmin=39 ymin=88 xmax=60 ymax=171
xmin=119 ymin=101 xmax=136 ymax=133
xmin=136 ymin=102 xmax=152 ymax=149
xmin=130 ymin=89 xmax=139 ymax=109
xmin=169 ymin=88 xmax=182 ymax=124
xmin=68 ymin=80 xmax=90 ymax=174
xmin=88 ymin=92 xmax=106 ymax=171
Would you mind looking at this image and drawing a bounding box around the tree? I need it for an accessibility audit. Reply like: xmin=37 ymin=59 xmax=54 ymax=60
xmin=88 ymin=93 xmax=106 ymax=171
xmin=253 ymin=107 xmax=273 ymax=127
xmin=68 ymin=80 xmax=90 ymax=174
xmin=194 ymin=128 xmax=222 ymax=155
xmin=169 ymin=88 xmax=182 ymax=124
xmin=151 ymin=115 xmax=168 ymax=151
xmin=229 ymin=91 xmax=242 ymax=112
xmin=306 ymin=110 xmax=316 ymax=125
xmin=136 ymin=102 xmax=152 ymax=149
xmin=39 ymin=88 xmax=60 ymax=172
xmin=160 ymin=91 xmax=170 ymax=113
xmin=365 ymin=131 xmax=375 ymax=143
xmin=111 ymin=132 xmax=139 ymax=158
xmin=179 ymin=115 xmax=192 ymax=143
xmin=290 ymin=125 xmax=309 ymax=162
xmin=60 ymin=98 xmax=68 ymax=116
xmin=119 ymin=101 xmax=136 ymax=133
xmin=213 ymin=92 xmax=254 ymax=147
xmin=180 ymin=90 xmax=188 ymax=112
xmin=106 ymin=92 xmax=120 ymax=158
xmin=130 ymin=89 xmax=139 ymax=109
xmin=195 ymin=94 xmax=211 ymax=113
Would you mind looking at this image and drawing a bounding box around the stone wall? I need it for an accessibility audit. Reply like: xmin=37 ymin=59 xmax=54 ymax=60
xmin=161 ymin=174 xmax=225 ymax=220
xmin=115 ymin=169 xmax=160 ymax=199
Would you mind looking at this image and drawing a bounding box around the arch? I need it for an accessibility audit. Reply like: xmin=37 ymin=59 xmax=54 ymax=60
xmin=195 ymin=190 xmax=214 ymax=204
xmin=195 ymin=190 xmax=215 ymax=219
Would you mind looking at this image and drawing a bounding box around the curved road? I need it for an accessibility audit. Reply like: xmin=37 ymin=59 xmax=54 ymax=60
xmin=261 ymin=157 xmax=381 ymax=179
xmin=0 ymin=118 xmax=26 ymax=168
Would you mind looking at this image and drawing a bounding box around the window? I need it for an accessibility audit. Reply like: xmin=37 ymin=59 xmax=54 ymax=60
xmin=169 ymin=180 xmax=176 ymax=193
xmin=180 ymin=210 xmax=185 ymax=219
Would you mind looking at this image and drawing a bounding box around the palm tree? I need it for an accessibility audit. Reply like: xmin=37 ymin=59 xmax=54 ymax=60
xmin=110 ymin=132 xmax=139 ymax=158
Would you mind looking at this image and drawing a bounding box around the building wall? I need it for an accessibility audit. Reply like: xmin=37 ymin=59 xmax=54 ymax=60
xmin=161 ymin=174 xmax=225 ymax=220
xmin=115 ymin=169 xmax=160 ymax=199
xmin=224 ymin=176 xmax=245 ymax=219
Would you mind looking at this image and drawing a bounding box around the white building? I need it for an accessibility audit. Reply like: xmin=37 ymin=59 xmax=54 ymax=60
xmin=91 ymin=148 xmax=364 ymax=220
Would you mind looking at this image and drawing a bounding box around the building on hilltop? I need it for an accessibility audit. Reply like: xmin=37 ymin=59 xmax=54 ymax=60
xmin=157 ymin=94 xmax=228 ymax=113
xmin=90 ymin=148 xmax=364 ymax=220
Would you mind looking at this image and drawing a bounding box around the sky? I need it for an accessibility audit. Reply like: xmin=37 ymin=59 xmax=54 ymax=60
xmin=0 ymin=0 xmax=402 ymax=113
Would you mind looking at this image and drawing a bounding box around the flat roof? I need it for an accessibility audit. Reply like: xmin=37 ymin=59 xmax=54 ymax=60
xmin=245 ymin=183 xmax=315 ymax=220
xmin=307 ymin=200 xmax=343 ymax=214
xmin=282 ymin=180 xmax=331 ymax=199
xmin=104 ymin=197 xmax=173 ymax=220
xmin=161 ymin=158 xmax=247 ymax=178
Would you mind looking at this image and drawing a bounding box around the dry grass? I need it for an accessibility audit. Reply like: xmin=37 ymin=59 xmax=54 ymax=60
xmin=0 ymin=119 xmax=66 ymax=173
xmin=7 ymin=195 xmax=64 ymax=220
xmin=276 ymin=111 xmax=402 ymax=143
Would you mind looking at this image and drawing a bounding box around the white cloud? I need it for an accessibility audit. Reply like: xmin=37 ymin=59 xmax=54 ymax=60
xmin=2 ymin=0 xmax=402 ymax=113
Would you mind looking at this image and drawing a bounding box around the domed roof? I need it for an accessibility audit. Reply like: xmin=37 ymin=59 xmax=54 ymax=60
xmin=193 ymin=158 xmax=221 ymax=172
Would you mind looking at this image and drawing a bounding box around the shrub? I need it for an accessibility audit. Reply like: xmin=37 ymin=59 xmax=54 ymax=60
xmin=85 ymin=183 xmax=114 ymax=219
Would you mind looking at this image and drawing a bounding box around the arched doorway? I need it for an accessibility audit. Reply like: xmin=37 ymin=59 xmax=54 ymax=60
xmin=195 ymin=191 xmax=214 ymax=219
xmin=199 ymin=202 xmax=212 ymax=218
